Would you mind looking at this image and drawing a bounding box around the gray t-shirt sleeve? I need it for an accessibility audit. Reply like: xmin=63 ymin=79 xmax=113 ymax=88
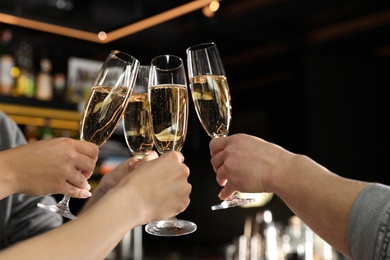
xmin=0 ymin=194 xmax=63 ymax=249
xmin=0 ymin=111 xmax=63 ymax=250
xmin=0 ymin=111 xmax=27 ymax=149
xmin=347 ymin=183 xmax=390 ymax=259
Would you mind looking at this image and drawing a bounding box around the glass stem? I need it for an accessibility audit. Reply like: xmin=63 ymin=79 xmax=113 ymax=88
xmin=57 ymin=195 xmax=71 ymax=211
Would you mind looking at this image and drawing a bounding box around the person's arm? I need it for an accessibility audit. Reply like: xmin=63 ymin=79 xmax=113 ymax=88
xmin=271 ymin=153 xmax=369 ymax=257
xmin=0 ymin=151 xmax=191 ymax=260
xmin=80 ymin=151 xmax=158 ymax=213
xmin=347 ymin=183 xmax=390 ymax=259
xmin=209 ymin=133 xmax=370 ymax=257
xmin=0 ymin=137 xmax=99 ymax=200
xmin=0 ymin=112 xmax=63 ymax=250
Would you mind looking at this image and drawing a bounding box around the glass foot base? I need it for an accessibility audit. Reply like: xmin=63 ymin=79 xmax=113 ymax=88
xmin=145 ymin=218 xmax=197 ymax=237
xmin=37 ymin=202 xmax=77 ymax=220
xmin=211 ymin=196 xmax=256 ymax=210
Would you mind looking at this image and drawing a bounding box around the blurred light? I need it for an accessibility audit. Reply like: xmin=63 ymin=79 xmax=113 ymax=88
xmin=202 ymin=0 xmax=219 ymax=18
xmin=48 ymin=0 xmax=74 ymax=11
xmin=98 ymin=31 xmax=107 ymax=41
xmin=239 ymin=192 xmax=274 ymax=208
xmin=202 ymin=7 xmax=215 ymax=17
xmin=107 ymin=0 xmax=217 ymax=42
xmin=10 ymin=67 xmax=20 ymax=78
xmin=0 ymin=0 xmax=218 ymax=43
xmin=209 ymin=1 xmax=220 ymax=12
xmin=264 ymin=210 xmax=273 ymax=223
xmin=0 ymin=13 xmax=100 ymax=42
xmin=56 ymin=0 xmax=66 ymax=9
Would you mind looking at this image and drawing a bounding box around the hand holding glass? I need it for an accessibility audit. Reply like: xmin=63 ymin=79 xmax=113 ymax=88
xmin=145 ymin=54 xmax=197 ymax=236
xmin=38 ymin=50 xmax=140 ymax=219
xmin=186 ymin=42 xmax=255 ymax=210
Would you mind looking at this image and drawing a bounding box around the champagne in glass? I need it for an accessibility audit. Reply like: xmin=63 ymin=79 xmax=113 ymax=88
xmin=189 ymin=74 xmax=230 ymax=138
xmin=149 ymin=84 xmax=188 ymax=154
xmin=186 ymin=42 xmax=255 ymax=210
xmin=123 ymin=65 xmax=154 ymax=159
xmin=145 ymin=54 xmax=197 ymax=236
xmin=81 ymin=86 xmax=129 ymax=146
xmin=38 ymin=50 xmax=140 ymax=219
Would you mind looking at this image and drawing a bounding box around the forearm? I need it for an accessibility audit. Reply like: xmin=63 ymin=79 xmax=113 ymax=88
xmin=80 ymin=157 xmax=135 ymax=213
xmin=0 ymin=152 xmax=18 ymax=199
xmin=0 ymin=188 xmax=135 ymax=260
xmin=269 ymin=154 xmax=370 ymax=257
xmin=80 ymin=182 xmax=108 ymax=213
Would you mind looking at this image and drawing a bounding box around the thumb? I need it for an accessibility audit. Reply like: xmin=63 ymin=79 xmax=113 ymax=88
xmin=218 ymin=183 xmax=235 ymax=201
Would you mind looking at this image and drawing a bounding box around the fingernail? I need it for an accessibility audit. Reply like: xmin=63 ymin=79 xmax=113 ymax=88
xmin=87 ymin=184 xmax=91 ymax=190
xmin=83 ymin=190 xmax=92 ymax=198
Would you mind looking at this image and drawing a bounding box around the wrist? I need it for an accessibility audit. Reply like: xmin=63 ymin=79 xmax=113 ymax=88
xmin=103 ymin=185 xmax=142 ymax=227
xmin=0 ymin=152 xmax=18 ymax=198
xmin=265 ymin=152 xmax=304 ymax=196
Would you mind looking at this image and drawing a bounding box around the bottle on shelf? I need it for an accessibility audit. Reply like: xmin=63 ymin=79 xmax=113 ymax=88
xmin=35 ymin=58 xmax=54 ymax=101
xmin=53 ymin=72 xmax=66 ymax=100
xmin=40 ymin=119 xmax=54 ymax=140
xmin=13 ymin=41 xmax=35 ymax=98
xmin=249 ymin=212 xmax=263 ymax=260
xmin=0 ymin=28 xmax=15 ymax=96
xmin=24 ymin=125 xmax=39 ymax=143
xmin=284 ymin=216 xmax=303 ymax=260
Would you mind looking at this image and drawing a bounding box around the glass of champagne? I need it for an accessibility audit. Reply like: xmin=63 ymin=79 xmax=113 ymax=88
xmin=186 ymin=42 xmax=255 ymax=210
xmin=145 ymin=54 xmax=197 ymax=236
xmin=122 ymin=65 xmax=154 ymax=159
xmin=38 ymin=50 xmax=140 ymax=220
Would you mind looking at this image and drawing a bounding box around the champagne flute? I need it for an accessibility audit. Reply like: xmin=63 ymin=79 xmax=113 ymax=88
xmin=186 ymin=42 xmax=255 ymax=210
xmin=122 ymin=65 xmax=154 ymax=159
xmin=38 ymin=50 xmax=140 ymax=220
xmin=145 ymin=54 xmax=197 ymax=236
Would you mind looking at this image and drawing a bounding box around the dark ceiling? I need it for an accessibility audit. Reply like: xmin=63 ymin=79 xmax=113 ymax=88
xmin=1 ymin=0 xmax=390 ymax=92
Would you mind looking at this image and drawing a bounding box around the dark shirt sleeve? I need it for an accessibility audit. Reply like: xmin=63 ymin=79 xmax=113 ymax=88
xmin=0 ymin=111 xmax=63 ymax=250
xmin=347 ymin=183 xmax=390 ymax=259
